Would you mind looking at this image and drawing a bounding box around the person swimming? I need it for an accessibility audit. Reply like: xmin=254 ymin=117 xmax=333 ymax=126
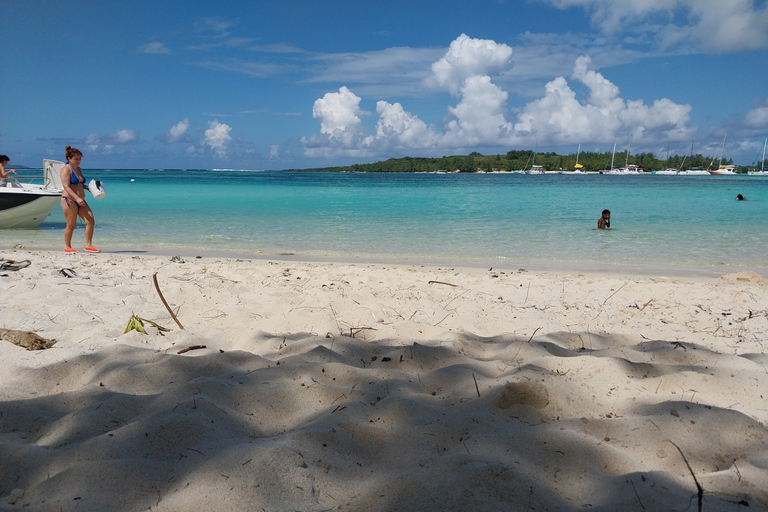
xmin=736 ymin=194 xmax=747 ymax=201
xmin=598 ymin=209 xmax=611 ymax=229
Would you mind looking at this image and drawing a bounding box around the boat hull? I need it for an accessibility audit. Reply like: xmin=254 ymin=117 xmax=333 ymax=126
xmin=0 ymin=187 xmax=62 ymax=228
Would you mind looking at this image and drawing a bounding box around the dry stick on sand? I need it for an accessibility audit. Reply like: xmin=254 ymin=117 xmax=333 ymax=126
xmin=602 ymin=280 xmax=630 ymax=306
xmin=428 ymin=280 xmax=458 ymax=287
xmin=666 ymin=440 xmax=703 ymax=512
xmin=153 ymin=272 xmax=184 ymax=330
xmin=472 ymin=373 xmax=480 ymax=397
xmin=177 ymin=345 xmax=206 ymax=355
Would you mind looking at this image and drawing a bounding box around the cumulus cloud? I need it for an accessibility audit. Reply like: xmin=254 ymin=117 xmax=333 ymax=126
xmin=162 ymin=118 xmax=191 ymax=143
xmin=203 ymin=120 xmax=232 ymax=158
xmin=369 ymin=101 xmax=438 ymax=149
xmin=302 ymin=35 xmax=695 ymax=159
xmin=512 ymin=55 xmax=694 ymax=144
xmin=424 ymin=34 xmax=514 ymax=95
xmin=138 ymin=42 xmax=172 ymax=55
xmin=443 ymin=75 xmax=513 ymax=146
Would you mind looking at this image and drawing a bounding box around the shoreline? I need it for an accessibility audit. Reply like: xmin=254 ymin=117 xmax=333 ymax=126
xmin=2 ymin=248 xmax=767 ymax=511
xmin=3 ymin=246 xmax=764 ymax=280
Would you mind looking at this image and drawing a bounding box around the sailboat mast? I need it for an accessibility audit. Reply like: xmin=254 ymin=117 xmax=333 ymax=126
xmin=610 ymin=143 xmax=616 ymax=170
xmin=681 ymin=139 xmax=693 ymax=169
xmin=575 ymin=144 xmax=580 ymax=166
xmin=762 ymin=138 xmax=767 ymax=170
xmin=625 ymin=136 xmax=632 ymax=167
xmin=719 ymin=133 xmax=727 ymax=167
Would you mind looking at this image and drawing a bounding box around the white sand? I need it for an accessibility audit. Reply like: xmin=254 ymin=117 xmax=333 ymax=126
xmin=1 ymin=249 xmax=767 ymax=511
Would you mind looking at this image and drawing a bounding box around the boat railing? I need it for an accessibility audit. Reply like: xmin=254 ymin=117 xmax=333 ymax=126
xmin=3 ymin=170 xmax=47 ymax=187
xmin=4 ymin=160 xmax=65 ymax=190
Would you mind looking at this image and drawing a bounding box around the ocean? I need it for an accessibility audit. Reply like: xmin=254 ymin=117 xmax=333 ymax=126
xmin=3 ymin=170 xmax=767 ymax=275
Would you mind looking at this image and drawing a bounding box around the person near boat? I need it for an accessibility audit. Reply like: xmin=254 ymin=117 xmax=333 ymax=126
xmin=598 ymin=209 xmax=611 ymax=229
xmin=60 ymin=146 xmax=99 ymax=254
xmin=0 ymin=155 xmax=18 ymax=187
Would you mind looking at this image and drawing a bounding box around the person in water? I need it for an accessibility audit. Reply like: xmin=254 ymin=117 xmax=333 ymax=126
xmin=60 ymin=146 xmax=98 ymax=253
xmin=0 ymin=155 xmax=17 ymax=186
xmin=598 ymin=209 xmax=611 ymax=229
xmin=736 ymin=194 xmax=747 ymax=201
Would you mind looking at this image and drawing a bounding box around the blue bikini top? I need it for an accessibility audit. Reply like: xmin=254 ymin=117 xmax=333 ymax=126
xmin=69 ymin=165 xmax=85 ymax=185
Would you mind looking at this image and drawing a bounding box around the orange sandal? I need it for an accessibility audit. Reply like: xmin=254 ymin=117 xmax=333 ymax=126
xmin=64 ymin=248 xmax=77 ymax=254
xmin=84 ymin=246 xmax=100 ymax=253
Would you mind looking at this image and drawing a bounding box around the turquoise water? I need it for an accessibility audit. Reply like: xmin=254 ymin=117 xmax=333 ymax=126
xmin=3 ymin=170 xmax=767 ymax=273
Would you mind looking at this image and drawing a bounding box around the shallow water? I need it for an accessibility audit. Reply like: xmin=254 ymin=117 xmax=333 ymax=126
xmin=3 ymin=170 xmax=767 ymax=273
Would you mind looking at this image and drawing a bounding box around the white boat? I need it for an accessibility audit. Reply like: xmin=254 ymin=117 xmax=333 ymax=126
xmin=0 ymin=159 xmax=64 ymax=228
xmin=524 ymin=139 xmax=545 ymax=174
xmin=655 ymin=145 xmax=678 ymax=174
xmin=617 ymin=164 xmax=642 ymax=174
xmin=708 ymin=134 xmax=737 ymax=175
xmin=710 ymin=164 xmax=737 ymax=175
xmin=679 ymin=168 xmax=710 ymax=176
xmin=525 ymin=165 xmax=545 ymax=175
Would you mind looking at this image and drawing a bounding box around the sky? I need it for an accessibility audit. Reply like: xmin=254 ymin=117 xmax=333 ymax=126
xmin=1 ymin=0 xmax=767 ymax=170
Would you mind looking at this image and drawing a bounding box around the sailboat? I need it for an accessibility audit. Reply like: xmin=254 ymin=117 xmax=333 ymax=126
xmin=525 ymin=139 xmax=544 ymax=174
xmin=709 ymin=134 xmax=737 ymax=175
xmin=748 ymin=138 xmax=768 ymax=175
xmin=654 ymin=144 xmax=679 ymax=174
xmin=616 ymin=136 xmax=641 ymax=174
xmin=572 ymin=144 xmax=585 ymax=174
xmin=678 ymin=140 xmax=709 ymax=176
xmin=603 ymin=143 xmax=624 ymax=174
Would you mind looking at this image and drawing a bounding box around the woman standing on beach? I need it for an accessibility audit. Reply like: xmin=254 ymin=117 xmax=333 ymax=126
xmin=60 ymin=146 xmax=98 ymax=253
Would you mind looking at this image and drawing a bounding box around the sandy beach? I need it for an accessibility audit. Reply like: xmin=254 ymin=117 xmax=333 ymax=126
xmin=1 ymin=249 xmax=767 ymax=511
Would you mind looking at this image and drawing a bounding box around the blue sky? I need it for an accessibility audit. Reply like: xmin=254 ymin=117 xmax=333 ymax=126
xmin=1 ymin=0 xmax=767 ymax=170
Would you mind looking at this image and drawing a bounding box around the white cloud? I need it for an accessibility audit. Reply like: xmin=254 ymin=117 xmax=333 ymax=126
xmin=302 ymin=36 xmax=697 ymax=159
xmin=196 ymin=58 xmax=289 ymax=78
xmin=138 ymin=42 xmax=172 ymax=55
xmin=167 ymin=118 xmax=191 ymax=142
xmin=203 ymin=120 xmax=232 ymax=158
xmin=515 ymin=56 xmax=693 ymax=144
xmin=110 ymin=130 xmax=138 ymax=144
xmin=743 ymin=98 xmax=768 ymax=130
xmin=443 ymin=76 xmax=513 ymax=146
xmin=424 ymin=34 xmax=514 ymax=95
xmin=369 ymin=101 xmax=439 ymax=150
xmin=269 ymin=145 xmax=280 ymax=159
xmin=313 ymin=86 xmax=367 ymax=143
xmin=544 ymin=0 xmax=768 ymax=53
xmin=83 ymin=130 xmax=139 ymax=153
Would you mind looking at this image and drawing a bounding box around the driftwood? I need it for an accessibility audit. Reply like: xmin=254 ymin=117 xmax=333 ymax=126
xmin=1 ymin=329 xmax=55 ymax=350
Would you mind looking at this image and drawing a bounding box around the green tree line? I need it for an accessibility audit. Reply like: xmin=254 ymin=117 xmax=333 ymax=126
xmin=297 ymin=149 xmax=745 ymax=173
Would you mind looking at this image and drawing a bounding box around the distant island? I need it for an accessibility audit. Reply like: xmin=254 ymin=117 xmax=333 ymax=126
xmin=295 ymin=149 xmax=750 ymax=173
